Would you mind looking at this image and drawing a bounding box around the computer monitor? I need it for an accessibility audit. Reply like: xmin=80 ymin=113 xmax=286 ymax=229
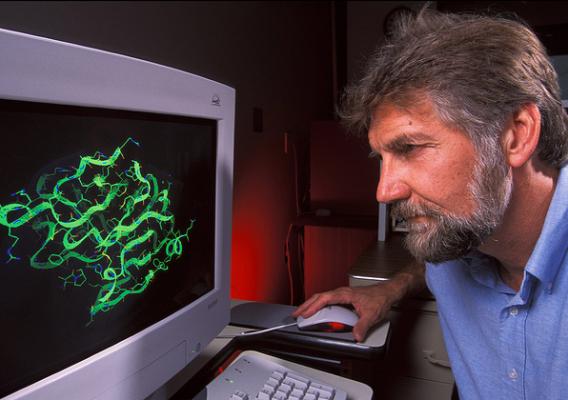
xmin=0 ymin=28 xmax=234 ymax=400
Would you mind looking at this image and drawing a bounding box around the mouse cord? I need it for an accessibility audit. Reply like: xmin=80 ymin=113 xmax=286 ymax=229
xmin=216 ymin=322 xmax=298 ymax=339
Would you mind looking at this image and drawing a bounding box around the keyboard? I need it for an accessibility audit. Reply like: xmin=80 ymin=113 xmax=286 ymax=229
xmin=205 ymin=351 xmax=348 ymax=400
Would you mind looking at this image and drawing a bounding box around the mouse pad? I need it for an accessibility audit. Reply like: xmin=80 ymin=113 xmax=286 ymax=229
xmin=231 ymin=302 xmax=355 ymax=342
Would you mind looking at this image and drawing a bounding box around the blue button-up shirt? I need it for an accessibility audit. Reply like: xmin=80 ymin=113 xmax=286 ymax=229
xmin=426 ymin=165 xmax=568 ymax=400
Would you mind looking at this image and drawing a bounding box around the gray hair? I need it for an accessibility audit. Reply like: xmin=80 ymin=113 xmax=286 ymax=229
xmin=339 ymin=9 xmax=568 ymax=168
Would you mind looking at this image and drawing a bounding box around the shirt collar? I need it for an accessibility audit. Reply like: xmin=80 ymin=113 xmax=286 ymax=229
xmin=524 ymin=164 xmax=568 ymax=292
xmin=461 ymin=250 xmax=516 ymax=294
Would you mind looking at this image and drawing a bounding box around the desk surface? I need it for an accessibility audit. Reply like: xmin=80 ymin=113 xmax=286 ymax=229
xmin=349 ymin=234 xmax=414 ymax=282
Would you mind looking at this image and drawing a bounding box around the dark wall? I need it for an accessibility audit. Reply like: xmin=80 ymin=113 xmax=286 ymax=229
xmin=346 ymin=1 xmax=427 ymax=84
xmin=438 ymin=1 xmax=568 ymax=56
xmin=0 ymin=1 xmax=334 ymax=303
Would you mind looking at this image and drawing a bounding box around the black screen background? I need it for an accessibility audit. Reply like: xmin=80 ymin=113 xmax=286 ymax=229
xmin=0 ymin=100 xmax=217 ymax=396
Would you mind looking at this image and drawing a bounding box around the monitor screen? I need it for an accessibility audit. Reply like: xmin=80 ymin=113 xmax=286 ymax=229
xmin=0 ymin=100 xmax=217 ymax=397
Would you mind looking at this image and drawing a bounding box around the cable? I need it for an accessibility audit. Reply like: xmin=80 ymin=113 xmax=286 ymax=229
xmin=216 ymin=322 xmax=298 ymax=339
xmin=285 ymin=223 xmax=294 ymax=305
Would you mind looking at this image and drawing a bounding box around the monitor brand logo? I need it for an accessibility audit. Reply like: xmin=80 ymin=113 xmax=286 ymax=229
xmin=211 ymin=94 xmax=221 ymax=106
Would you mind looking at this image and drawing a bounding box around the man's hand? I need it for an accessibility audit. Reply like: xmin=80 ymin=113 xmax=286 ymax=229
xmin=292 ymin=261 xmax=426 ymax=342
xmin=292 ymin=284 xmax=399 ymax=342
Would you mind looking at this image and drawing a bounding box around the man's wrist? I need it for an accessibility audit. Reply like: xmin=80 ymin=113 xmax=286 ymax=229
xmin=385 ymin=262 xmax=426 ymax=302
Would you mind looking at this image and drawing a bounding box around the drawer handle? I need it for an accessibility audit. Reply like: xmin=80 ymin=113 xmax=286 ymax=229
xmin=423 ymin=350 xmax=451 ymax=369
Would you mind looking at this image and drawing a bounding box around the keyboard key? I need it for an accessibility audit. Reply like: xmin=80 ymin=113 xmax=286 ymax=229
xmin=279 ymin=383 xmax=293 ymax=394
xmin=294 ymin=382 xmax=308 ymax=392
xmin=308 ymin=386 xmax=334 ymax=400
xmin=266 ymin=377 xmax=280 ymax=388
xmin=287 ymin=373 xmax=311 ymax=384
xmin=256 ymin=391 xmax=271 ymax=400
xmin=284 ymin=377 xmax=308 ymax=388
xmin=311 ymin=382 xmax=335 ymax=392
xmin=261 ymin=385 xmax=275 ymax=395
xmin=273 ymin=391 xmax=288 ymax=400
xmin=271 ymin=370 xmax=286 ymax=382
xmin=230 ymin=390 xmax=249 ymax=400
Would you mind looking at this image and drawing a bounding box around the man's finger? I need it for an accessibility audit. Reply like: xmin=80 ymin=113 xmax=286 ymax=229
xmin=291 ymin=293 xmax=321 ymax=317
xmin=297 ymin=295 xmax=333 ymax=317
xmin=292 ymin=287 xmax=356 ymax=318
xmin=292 ymin=291 xmax=337 ymax=318
xmin=352 ymin=316 xmax=373 ymax=343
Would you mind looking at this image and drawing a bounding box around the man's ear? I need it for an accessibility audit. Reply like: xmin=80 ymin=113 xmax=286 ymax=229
xmin=502 ymin=103 xmax=541 ymax=168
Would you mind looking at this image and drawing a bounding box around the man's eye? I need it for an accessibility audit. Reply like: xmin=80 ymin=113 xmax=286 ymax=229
xmin=398 ymin=144 xmax=417 ymax=154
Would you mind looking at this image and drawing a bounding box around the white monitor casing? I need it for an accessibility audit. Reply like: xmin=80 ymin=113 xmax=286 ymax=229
xmin=0 ymin=28 xmax=235 ymax=400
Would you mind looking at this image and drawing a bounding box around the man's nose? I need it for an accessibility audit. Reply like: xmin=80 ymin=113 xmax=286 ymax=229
xmin=376 ymin=160 xmax=411 ymax=204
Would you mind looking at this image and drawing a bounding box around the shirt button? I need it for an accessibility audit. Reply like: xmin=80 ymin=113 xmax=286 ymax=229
xmin=509 ymin=307 xmax=519 ymax=316
xmin=508 ymin=368 xmax=518 ymax=380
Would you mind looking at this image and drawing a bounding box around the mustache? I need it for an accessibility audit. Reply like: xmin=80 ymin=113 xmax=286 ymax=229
xmin=390 ymin=200 xmax=442 ymax=221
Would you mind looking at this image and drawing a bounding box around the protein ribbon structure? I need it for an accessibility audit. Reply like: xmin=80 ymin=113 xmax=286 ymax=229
xmin=0 ymin=138 xmax=194 ymax=321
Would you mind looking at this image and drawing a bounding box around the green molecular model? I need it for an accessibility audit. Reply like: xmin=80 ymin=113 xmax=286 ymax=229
xmin=0 ymin=138 xmax=194 ymax=320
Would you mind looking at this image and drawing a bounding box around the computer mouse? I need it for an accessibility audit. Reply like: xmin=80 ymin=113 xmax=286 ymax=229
xmin=296 ymin=305 xmax=359 ymax=332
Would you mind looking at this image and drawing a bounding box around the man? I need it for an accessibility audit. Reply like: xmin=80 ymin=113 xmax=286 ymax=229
xmin=293 ymin=9 xmax=568 ymax=400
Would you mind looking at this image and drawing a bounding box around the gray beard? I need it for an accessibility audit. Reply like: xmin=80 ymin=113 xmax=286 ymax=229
xmin=390 ymin=160 xmax=512 ymax=264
